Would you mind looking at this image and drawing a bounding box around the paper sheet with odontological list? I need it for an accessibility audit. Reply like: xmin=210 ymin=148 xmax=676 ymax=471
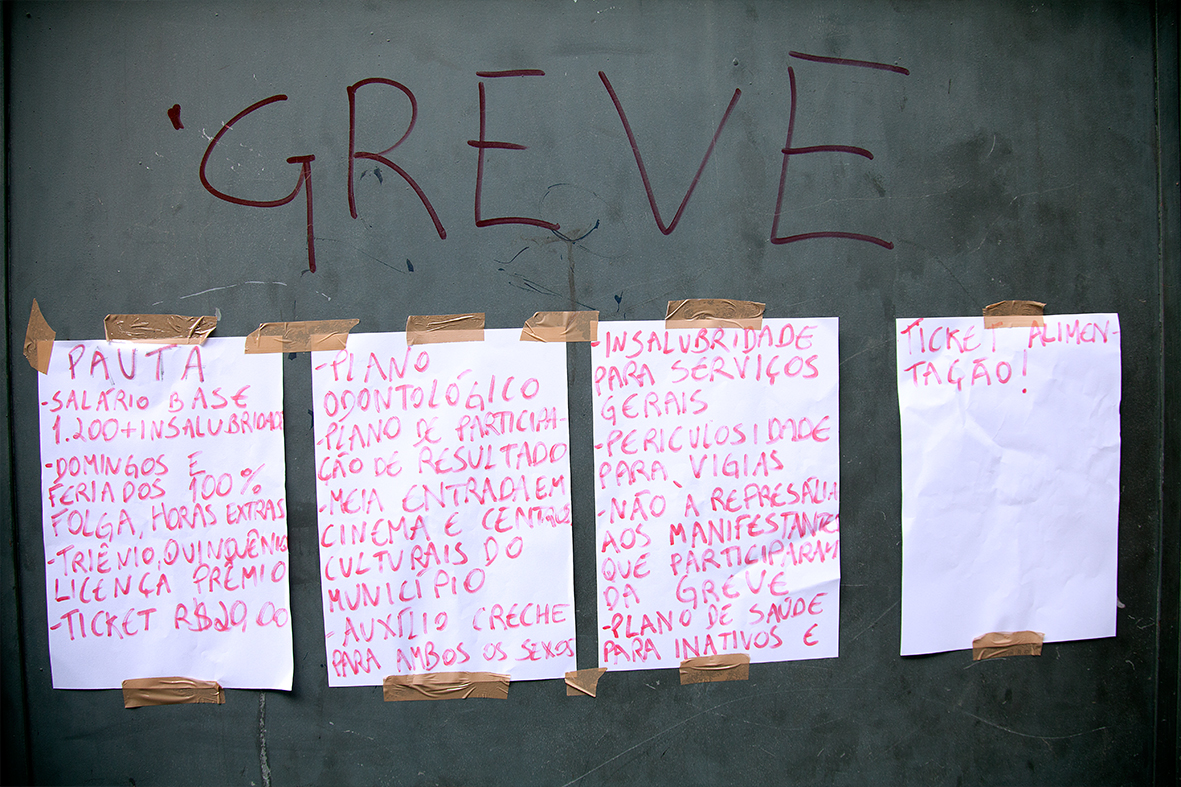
xmin=311 ymin=330 xmax=576 ymax=686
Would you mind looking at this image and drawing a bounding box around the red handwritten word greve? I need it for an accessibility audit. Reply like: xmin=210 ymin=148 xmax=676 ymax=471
xmin=347 ymin=78 xmax=446 ymax=238
xmin=199 ymin=94 xmax=318 ymax=272
xmin=598 ymin=71 xmax=741 ymax=236
xmin=770 ymin=63 xmax=904 ymax=249
xmin=200 ymin=57 xmax=909 ymax=272
xmin=466 ymin=72 xmax=559 ymax=231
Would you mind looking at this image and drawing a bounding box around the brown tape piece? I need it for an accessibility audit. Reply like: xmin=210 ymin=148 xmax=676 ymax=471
xmin=679 ymin=653 xmax=751 ymax=685
xmin=521 ymin=311 xmax=599 ymax=343
xmin=565 ymin=668 xmax=608 ymax=697
xmin=24 ymin=299 xmax=55 ymax=374
xmin=121 ymin=677 xmax=225 ymax=709
xmin=382 ymin=671 xmax=509 ymax=702
xmin=666 ymin=299 xmax=765 ymax=330
xmin=972 ymin=631 xmax=1045 ymax=661
xmin=406 ymin=313 xmax=485 ymax=346
xmin=244 ymin=319 xmax=359 ymax=354
xmin=983 ymin=300 xmax=1046 ymax=329
xmin=104 ymin=314 xmax=217 ymax=345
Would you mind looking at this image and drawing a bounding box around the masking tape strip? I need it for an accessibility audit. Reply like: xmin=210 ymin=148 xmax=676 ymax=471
xmin=565 ymin=668 xmax=607 ymax=697
xmin=521 ymin=311 xmax=599 ymax=343
xmin=666 ymin=299 xmax=765 ymax=330
xmin=406 ymin=313 xmax=485 ymax=346
xmin=244 ymin=319 xmax=359 ymax=354
xmin=383 ymin=671 xmax=509 ymax=702
xmin=24 ymin=299 xmax=55 ymax=374
xmin=972 ymin=631 xmax=1045 ymax=661
xmin=679 ymin=653 xmax=751 ymax=685
xmin=104 ymin=314 xmax=217 ymax=345
xmin=983 ymin=300 xmax=1046 ymax=329
xmin=122 ymin=677 xmax=225 ymax=708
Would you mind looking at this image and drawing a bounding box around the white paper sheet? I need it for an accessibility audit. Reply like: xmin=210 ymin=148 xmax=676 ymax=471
xmin=37 ymin=338 xmax=292 ymax=689
xmin=897 ymin=314 xmax=1121 ymax=656
xmin=311 ymin=330 xmax=576 ymax=686
xmin=590 ymin=319 xmax=840 ymax=670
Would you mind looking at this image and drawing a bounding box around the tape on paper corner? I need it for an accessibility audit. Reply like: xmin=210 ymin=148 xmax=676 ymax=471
xmin=565 ymin=668 xmax=607 ymax=697
xmin=382 ymin=671 xmax=509 ymax=702
xmin=679 ymin=653 xmax=750 ymax=685
xmin=122 ymin=677 xmax=225 ymax=708
xmin=104 ymin=314 xmax=217 ymax=345
xmin=521 ymin=311 xmax=598 ymax=343
xmin=24 ymin=299 xmax=55 ymax=374
xmin=406 ymin=313 xmax=485 ymax=345
xmin=244 ymin=319 xmax=359 ymax=354
xmin=971 ymin=631 xmax=1045 ymax=661
xmin=983 ymin=300 xmax=1046 ymax=329
xmin=666 ymin=299 xmax=764 ymax=330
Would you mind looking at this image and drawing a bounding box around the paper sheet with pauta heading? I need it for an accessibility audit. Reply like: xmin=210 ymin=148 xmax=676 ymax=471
xmin=896 ymin=314 xmax=1121 ymax=656
xmin=38 ymin=337 xmax=292 ymax=689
